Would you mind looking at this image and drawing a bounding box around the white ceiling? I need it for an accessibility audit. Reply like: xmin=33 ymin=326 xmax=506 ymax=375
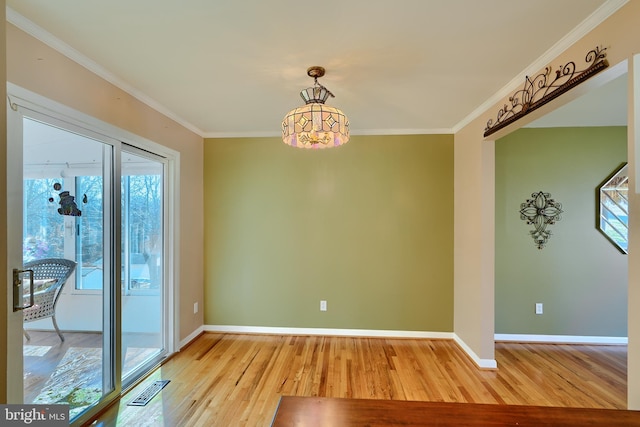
xmin=6 ymin=0 xmax=628 ymax=138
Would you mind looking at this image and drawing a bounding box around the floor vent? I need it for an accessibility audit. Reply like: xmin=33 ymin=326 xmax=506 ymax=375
xmin=128 ymin=380 xmax=170 ymax=406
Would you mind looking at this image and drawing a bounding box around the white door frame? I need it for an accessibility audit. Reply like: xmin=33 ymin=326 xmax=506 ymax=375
xmin=5 ymin=83 xmax=180 ymax=420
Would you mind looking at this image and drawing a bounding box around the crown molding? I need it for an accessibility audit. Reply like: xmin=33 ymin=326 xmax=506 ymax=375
xmin=8 ymin=9 xmax=452 ymax=141
xmin=350 ymin=128 xmax=454 ymax=136
xmin=453 ymin=0 xmax=629 ymax=135
xmin=7 ymin=1 xmax=628 ymax=140
xmin=6 ymin=7 xmax=205 ymax=138
xmin=203 ymin=128 xmax=454 ymax=139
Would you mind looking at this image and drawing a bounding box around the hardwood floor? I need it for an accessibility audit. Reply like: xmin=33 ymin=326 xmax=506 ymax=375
xmin=87 ymin=333 xmax=628 ymax=426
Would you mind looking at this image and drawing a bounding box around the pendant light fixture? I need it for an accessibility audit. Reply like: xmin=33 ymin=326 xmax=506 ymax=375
xmin=281 ymin=66 xmax=350 ymax=149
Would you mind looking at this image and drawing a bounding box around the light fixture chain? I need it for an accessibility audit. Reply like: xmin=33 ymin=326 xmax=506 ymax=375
xmin=314 ymin=79 xmax=334 ymax=98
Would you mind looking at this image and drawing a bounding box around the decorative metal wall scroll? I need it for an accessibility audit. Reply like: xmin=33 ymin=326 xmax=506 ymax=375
xmin=519 ymin=191 xmax=563 ymax=249
xmin=484 ymin=46 xmax=609 ymax=137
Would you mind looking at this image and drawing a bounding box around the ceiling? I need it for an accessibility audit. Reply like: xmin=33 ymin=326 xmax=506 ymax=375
xmin=6 ymin=0 xmax=628 ymax=138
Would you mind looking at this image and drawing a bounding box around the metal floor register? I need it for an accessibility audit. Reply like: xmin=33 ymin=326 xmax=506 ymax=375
xmin=128 ymin=380 xmax=171 ymax=406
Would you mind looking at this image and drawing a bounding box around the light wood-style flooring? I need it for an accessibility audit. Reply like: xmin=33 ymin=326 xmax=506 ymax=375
xmin=86 ymin=333 xmax=628 ymax=426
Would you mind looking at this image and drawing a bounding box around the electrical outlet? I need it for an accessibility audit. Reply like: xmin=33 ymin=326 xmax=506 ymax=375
xmin=320 ymin=300 xmax=327 ymax=312
xmin=535 ymin=303 xmax=543 ymax=315
xmin=194 ymin=302 xmax=198 ymax=314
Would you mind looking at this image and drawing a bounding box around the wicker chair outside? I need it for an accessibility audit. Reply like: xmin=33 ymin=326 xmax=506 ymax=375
xmin=23 ymin=258 xmax=77 ymax=342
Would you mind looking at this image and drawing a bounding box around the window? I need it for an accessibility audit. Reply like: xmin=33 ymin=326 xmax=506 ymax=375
xmin=76 ymin=175 xmax=104 ymax=290
xmin=24 ymin=172 xmax=164 ymax=292
xmin=121 ymin=151 xmax=164 ymax=294
xmin=23 ymin=178 xmax=65 ymax=262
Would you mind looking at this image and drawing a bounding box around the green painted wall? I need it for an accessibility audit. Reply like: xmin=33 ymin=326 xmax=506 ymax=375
xmin=495 ymin=127 xmax=627 ymax=336
xmin=203 ymin=134 xmax=453 ymax=332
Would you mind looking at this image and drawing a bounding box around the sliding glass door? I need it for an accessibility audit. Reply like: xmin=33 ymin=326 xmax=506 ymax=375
xmin=121 ymin=148 xmax=167 ymax=384
xmin=21 ymin=116 xmax=117 ymax=420
xmin=7 ymin=88 xmax=174 ymax=425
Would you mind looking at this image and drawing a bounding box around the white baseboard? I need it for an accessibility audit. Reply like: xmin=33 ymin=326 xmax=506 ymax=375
xmin=203 ymin=325 xmax=498 ymax=370
xmin=180 ymin=325 xmax=205 ymax=349
xmin=495 ymin=333 xmax=628 ymax=345
xmin=204 ymin=324 xmax=454 ymax=339
xmin=453 ymin=334 xmax=498 ymax=369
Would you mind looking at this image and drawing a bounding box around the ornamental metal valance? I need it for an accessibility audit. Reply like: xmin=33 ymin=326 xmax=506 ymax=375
xmin=484 ymin=46 xmax=609 ymax=137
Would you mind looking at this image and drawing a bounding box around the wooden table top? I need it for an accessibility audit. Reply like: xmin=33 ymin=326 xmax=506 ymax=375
xmin=271 ymin=396 xmax=640 ymax=426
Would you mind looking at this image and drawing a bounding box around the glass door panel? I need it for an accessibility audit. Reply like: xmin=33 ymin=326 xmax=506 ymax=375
xmin=22 ymin=117 xmax=115 ymax=421
xmin=121 ymin=149 xmax=166 ymax=383
xmin=76 ymin=175 xmax=105 ymax=290
xmin=23 ymin=178 xmax=65 ymax=261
